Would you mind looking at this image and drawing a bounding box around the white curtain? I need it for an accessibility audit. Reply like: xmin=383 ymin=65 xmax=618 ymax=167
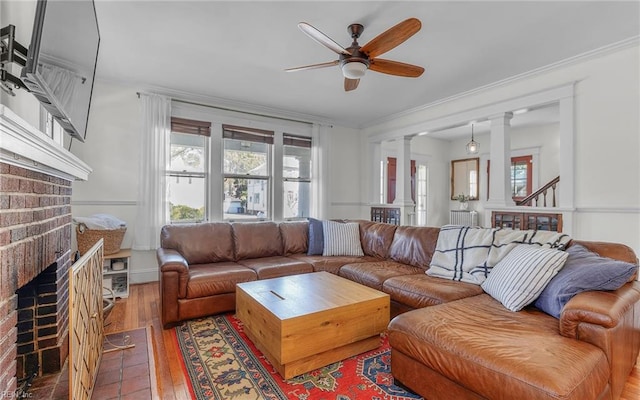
xmin=133 ymin=93 xmax=171 ymax=250
xmin=311 ymin=123 xmax=328 ymax=219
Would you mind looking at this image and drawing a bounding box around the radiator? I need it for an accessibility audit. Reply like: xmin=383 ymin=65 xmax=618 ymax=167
xmin=450 ymin=210 xmax=479 ymax=226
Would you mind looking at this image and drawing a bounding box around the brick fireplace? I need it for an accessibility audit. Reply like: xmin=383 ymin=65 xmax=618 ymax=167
xmin=0 ymin=162 xmax=73 ymax=391
xmin=0 ymin=104 xmax=91 ymax=394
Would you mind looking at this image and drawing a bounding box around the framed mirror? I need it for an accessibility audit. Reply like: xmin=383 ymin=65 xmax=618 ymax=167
xmin=451 ymin=157 xmax=479 ymax=200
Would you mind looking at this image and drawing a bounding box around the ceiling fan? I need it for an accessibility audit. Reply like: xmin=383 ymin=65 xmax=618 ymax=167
xmin=286 ymin=18 xmax=424 ymax=92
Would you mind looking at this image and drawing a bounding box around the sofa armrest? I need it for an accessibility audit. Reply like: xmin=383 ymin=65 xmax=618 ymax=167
xmin=157 ymin=248 xmax=190 ymax=326
xmin=157 ymin=247 xmax=189 ymax=272
xmin=560 ymin=281 xmax=640 ymax=336
xmin=559 ymin=281 xmax=640 ymax=398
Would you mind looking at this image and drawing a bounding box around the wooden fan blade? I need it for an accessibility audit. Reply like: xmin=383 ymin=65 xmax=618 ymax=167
xmin=285 ymin=60 xmax=339 ymax=72
xmin=298 ymin=22 xmax=352 ymax=56
xmin=360 ymin=18 xmax=421 ymax=58
xmin=344 ymin=78 xmax=360 ymax=91
xmin=369 ymin=58 xmax=424 ymax=77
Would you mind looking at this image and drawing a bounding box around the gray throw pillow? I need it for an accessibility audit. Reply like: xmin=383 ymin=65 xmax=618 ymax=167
xmin=534 ymin=244 xmax=638 ymax=318
xmin=307 ymin=218 xmax=324 ymax=255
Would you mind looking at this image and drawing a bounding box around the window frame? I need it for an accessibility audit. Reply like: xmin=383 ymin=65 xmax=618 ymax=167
xmin=222 ymin=125 xmax=274 ymax=221
xmin=169 ymin=102 xmax=318 ymax=222
xmin=510 ymin=155 xmax=533 ymax=201
xmin=282 ymin=133 xmax=312 ymax=219
xmin=167 ymin=117 xmax=211 ymax=223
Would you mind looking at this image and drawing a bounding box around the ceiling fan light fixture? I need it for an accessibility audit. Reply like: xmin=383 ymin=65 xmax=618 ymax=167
xmin=341 ymin=60 xmax=367 ymax=79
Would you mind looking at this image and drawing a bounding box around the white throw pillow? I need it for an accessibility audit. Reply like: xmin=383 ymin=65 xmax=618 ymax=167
xmin=481 ymin=244 xmax=568 ymax=312
xmin=322 ymin=220 xmax=364 ymax=257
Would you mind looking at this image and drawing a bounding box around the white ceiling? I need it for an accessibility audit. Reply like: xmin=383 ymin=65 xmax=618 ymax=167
xmin=93 ymin=1 xmax=640 ymax=129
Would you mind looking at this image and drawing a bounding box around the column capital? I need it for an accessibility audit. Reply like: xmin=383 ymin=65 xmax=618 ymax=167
xmin=488 ymin=111 xmax=514 ymax=124
xmin=396 ymin=136 xmax=413 ymax=144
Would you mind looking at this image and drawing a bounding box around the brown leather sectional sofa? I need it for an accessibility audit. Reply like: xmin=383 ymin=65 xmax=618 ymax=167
xmin=156 ymin=219 xmax=640 ymax=400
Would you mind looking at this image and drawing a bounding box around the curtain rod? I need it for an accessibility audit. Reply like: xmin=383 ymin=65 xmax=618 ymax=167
xmin=136 ymin=92 xmax=316 ymax=126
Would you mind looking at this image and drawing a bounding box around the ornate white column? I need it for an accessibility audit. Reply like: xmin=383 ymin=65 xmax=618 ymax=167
xmin=392 ymin=136 xmax=415 ymax=225
xmin=486 ymin=112 xmax=514 ymax=208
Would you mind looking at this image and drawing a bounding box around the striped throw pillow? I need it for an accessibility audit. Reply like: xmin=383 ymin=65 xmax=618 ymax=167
xmin=481 ymin=244 xmax=568 ymax=312
xmin=322 ymin=220 xmax=364 ymax=257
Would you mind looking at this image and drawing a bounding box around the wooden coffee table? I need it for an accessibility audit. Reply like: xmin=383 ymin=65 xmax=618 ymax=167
xmin=236 ymin=271 xmax=390 ymax=379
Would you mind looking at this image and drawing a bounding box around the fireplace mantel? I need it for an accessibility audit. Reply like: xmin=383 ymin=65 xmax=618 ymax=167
xmin=0 ymin=105 xmax=92 ymax=181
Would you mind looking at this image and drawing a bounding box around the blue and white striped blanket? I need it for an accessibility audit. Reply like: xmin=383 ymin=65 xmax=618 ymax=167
xmin=426 ymin=225 xmax=571 ymax=284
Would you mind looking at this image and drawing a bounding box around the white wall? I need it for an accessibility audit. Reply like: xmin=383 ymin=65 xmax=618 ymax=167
xmin=406 ymin=136 xmax=450 ymax=227
xmin=363 ymin=44 xmax=640 ymax=255
xmin=326 ymin=125 xmax=365 ymax=219
xmin=69 ymin=81 xmax=149 ymax=280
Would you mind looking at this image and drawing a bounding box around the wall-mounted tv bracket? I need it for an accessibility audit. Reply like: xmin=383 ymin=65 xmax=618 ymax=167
xmin=1 ymin=25 xmax=30 ymax=96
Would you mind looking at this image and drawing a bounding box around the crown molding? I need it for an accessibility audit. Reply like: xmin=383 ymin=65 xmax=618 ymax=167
xmin=363 ymin=36 xmax=640 ymax=129
xmin=99 ymin=77 xmax=340 ymax=128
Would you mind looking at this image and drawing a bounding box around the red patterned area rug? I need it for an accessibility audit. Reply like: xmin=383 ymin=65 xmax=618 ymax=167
xmin=174 ymin=314 xmax=423 ymax=400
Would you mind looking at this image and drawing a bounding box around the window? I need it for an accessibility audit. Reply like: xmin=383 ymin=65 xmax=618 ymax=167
xmin=283 ymin=134 xmax=311 ymax=219
xmin=40 ymin=107 xmax=64 ymax=144
xmin=416 ymin=164 xmax=428 ymax=225
xmin=168 ymin=117 xmax=210 ymax=222
xmin=469 ymin=169 xmax=478 ymax=198
xmin=487 ymin=155 xmax=533 ymax=201
xmin=223 ymin=125 xmax=273 ymax=220
xmin=511 ymin=155 xmax=532 ymax=200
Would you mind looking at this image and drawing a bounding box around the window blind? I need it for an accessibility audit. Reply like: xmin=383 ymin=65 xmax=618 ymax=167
xmin=223 ymin=124 xmax=274 ymax=144
xmin=171 ymin=117 xmax=211 ymax=137
xmin=283 ymin=133 xmax=312 ymax=148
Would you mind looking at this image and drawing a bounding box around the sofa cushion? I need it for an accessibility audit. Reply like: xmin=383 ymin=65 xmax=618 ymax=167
xmin=186 ymin=262 xmax=257 ymax=299
xmin=357 ymin=220 xmax=398 ymax=259
xmin=535 ymin=243 xmax=638 ymax=318
xmin=160 ymin=222 xmax=235 ymax=264
xmin=289 ymin=254 xmax=376 ymax=274
xmin=339 ymin=261 xmax=423 ymax=291
xmin=232 ymin=221 xmax=283 ymax=260
xmin=279 ymin=220 xmax=308 ymax=255
xmin=307 ymin=218 xmax=324 ymax=255
xmin=382 ymin=274 xmax=484 ymax=309
xmin=238 ymin=256 xmax=313 ymax=280
xmin=388 ymin=226 xmax=440 ymax=269
xmin=388 ymin=294 xmax=610 ymax=400
xmin=322 ymin=220 xmax=364 ymax=256
xmin=481 ymin=245 xmax=569 ymax=312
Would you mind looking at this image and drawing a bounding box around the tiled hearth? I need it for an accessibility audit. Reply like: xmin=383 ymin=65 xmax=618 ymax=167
xmin=0 ymin=105 xmax=91 ymax=395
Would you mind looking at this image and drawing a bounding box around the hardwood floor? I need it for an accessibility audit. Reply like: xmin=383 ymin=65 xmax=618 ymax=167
xmin=107 ymin=282 xmax=640 ymax=400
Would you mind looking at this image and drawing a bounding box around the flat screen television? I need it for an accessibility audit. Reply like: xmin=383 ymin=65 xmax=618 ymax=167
xmin=21 ymin=0 xmax=100 ymax=142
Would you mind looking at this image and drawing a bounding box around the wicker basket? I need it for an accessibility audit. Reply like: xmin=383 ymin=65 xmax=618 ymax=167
xmin=76 ymin=224 xmax=126 ymax=255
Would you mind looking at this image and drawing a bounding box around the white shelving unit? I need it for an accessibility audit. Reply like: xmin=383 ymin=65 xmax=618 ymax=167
xmin=103 ymin=248 xmax=131 ymax=298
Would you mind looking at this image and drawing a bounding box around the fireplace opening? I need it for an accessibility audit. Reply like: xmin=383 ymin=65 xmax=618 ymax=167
xmin=15 ymin=262 xmax=66 ymax=386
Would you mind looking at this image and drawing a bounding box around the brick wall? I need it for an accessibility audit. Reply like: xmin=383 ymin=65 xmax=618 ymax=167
xmin=0 ymin=162 xmax=72 ymax=392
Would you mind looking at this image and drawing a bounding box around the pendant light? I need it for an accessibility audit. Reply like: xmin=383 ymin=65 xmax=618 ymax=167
xmin=466 ymin=124 xmax=479 ymax=154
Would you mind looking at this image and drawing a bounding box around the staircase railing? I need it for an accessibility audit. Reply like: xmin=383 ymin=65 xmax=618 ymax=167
xmin=516 ymin=176 xmax=560 ymax=207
